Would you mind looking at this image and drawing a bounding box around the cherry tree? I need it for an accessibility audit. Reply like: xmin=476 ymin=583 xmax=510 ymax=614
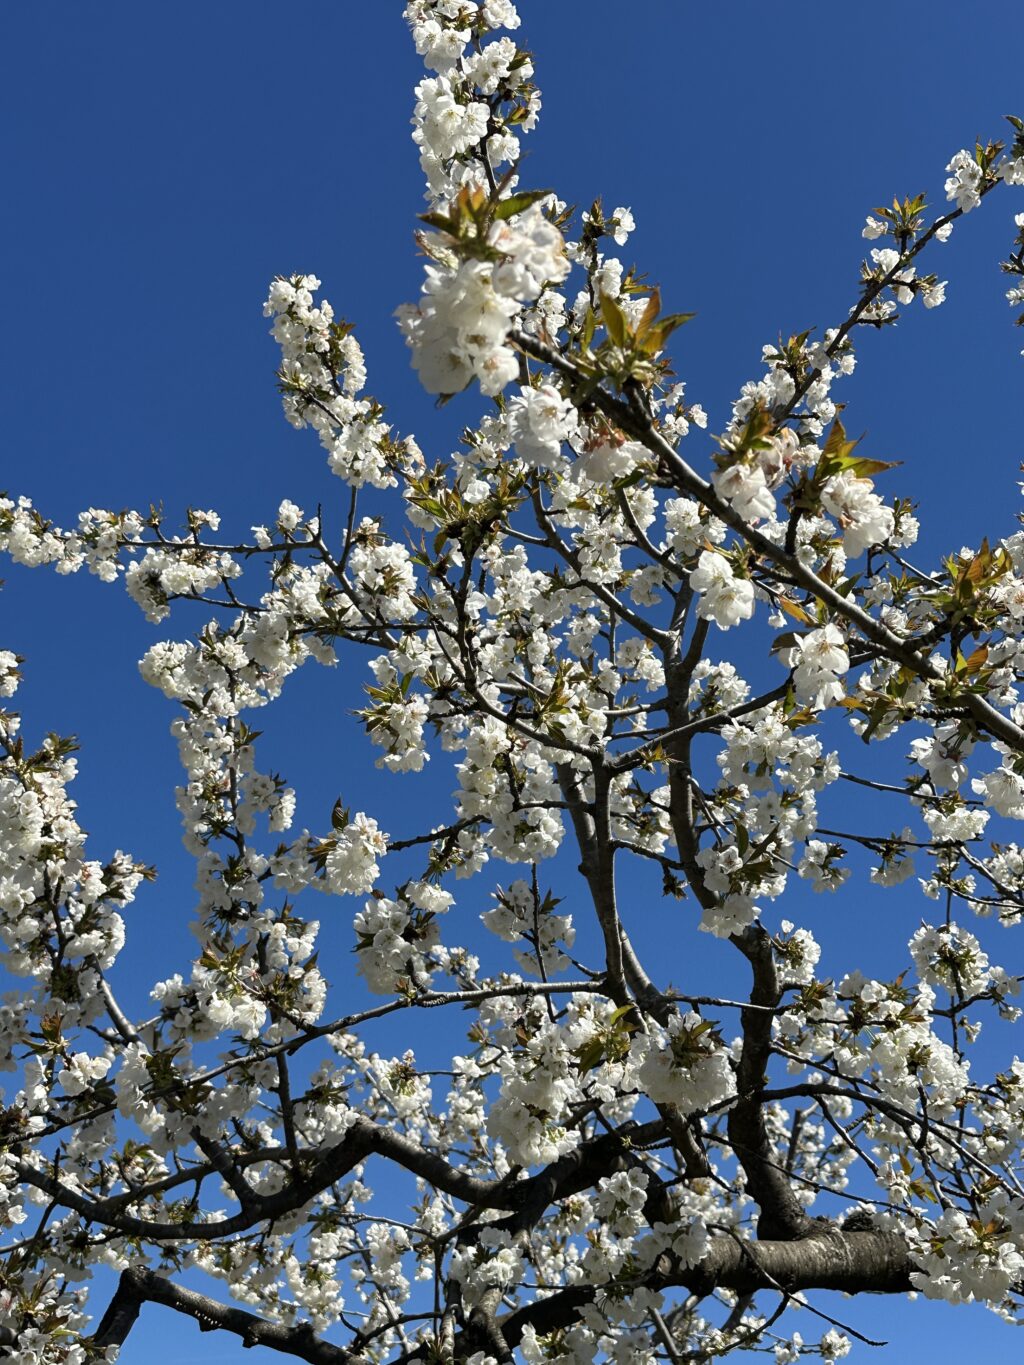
xmin=3 ymin=3 xmax=1024 ymax=1363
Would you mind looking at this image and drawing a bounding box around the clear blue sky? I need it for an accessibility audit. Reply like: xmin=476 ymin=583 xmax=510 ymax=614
xmin=2 ymin=2 xmax=1023 ymax=1360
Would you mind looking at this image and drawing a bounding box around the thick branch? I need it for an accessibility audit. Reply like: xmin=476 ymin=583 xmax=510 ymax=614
xmin=499 ymin=1230 xmax=914 ymax=1346
xmin=19 ymin=1115 xmax=666 ymax=1248
xmin=728 ymin=925 xmax=812 ymax=1239
xmin=92 ymin=1266 xmax=353 ymax=1362
xmin=18 ymin=1115 xmax=495 ymax=1242
xmin=555 ymin=761 xmax=628 ymax=1001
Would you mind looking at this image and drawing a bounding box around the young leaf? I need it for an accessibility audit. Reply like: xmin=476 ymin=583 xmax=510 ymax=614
xmin=600 ymin=292 xmax=628 ymax=348
xmin=492 ymin=188 xmax=554 ymax=221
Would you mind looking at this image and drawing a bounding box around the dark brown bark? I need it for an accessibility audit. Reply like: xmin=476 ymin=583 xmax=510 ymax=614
xmin=728 ymin=925 xmax=815 ymax=1239
xmin=93 ymin=1267 xmax=352 ymax=1362
xmin=500 ymin=1229 xmax=914 ymax=1346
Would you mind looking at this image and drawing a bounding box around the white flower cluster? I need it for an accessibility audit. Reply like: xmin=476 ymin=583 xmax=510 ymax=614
xmin=406 ymin=1 xmax=529 ymax=203
xmin=1 ymin=494 xmax=145 ymax=581
xmin=508 ymin=382 xmax=580 ymax=470
xmin=126 ymin=542 xmax=241 ymax=623
xmin=353 ymin=881 xmax=453 ymax=994
xmin=972 ymin=762 xmax=1024 ymax=819
xmin=486 ymin=1011 xmax=583 ymax=1166
xmin=481 ymin=878 xmax=575 ymax=976
xmin=909 ymin=921 xmax=991 ymax=997
xmin=635 ymin=1213 xmax=710 ymax=1272
xmin=833 ymin=974 xmax=969 ymax=1114
xmin=630 ymin=1012 xmax=735 ymax=1114
xmin=301 ymin=811 xmax=389 ymax=897
xmin=730 ymin=329 xmax=855 ymax=441
xmin=56 ymin=1051 xmax=111 ymax=1097
xmin=265 ymin=274 xmax=421 ymax=488
xmin=399 ymin=205 xmax=571 ymax=397
xmin=0 ymin=714 xmax=141 ymax=994
xmin=712 ymin=427 xmax=811 ymax=524
xmin=695 ymin=703 xmax=840 ymax=934
xmin=456 ymin=718 xmax=565 ymax=863
xmin=784 ymin=624 xmax=850 ymax=709
xmin=396 ymin=3 xmax=569 ymax=398
xmin=797 ymin=839 xmax=850 ymax=893
xmin=819 ymin=469 xmax=896 ymax=558
xmin=664 ymin=496 xmax=725 ymax=557
xmin=912 ymin=1199 xmax=1024 ymax=1304
xmin=689 ymin=550 xmax=754 ymax=630
xmin=945 ymin=149 xmax=984 ymax=213
xmin=773 ymin=1330 xmax=851 ymax=1364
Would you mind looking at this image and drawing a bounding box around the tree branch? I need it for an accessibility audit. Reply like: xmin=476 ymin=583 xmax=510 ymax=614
xmin=498 ymin=1230 xmax=914 ymax=1346
xmin=728 ymin=925 xmax=813 ymax=1240
xmin=92 ymin=1266 xmax=354 ymax=1362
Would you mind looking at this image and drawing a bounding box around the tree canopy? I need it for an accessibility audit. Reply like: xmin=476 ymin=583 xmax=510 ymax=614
xmin=3 ymin=3 xmax=1024 ymax=1364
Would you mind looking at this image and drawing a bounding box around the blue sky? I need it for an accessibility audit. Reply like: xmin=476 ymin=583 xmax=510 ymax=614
xmin=2 ymin=1 xmax=1024 ymax=1361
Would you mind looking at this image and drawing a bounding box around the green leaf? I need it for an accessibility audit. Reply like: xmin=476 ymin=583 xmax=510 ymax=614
xmin=609 ymin=1004 xmax=640 ymax=1029
xmin=492 ymin=189 xmax=554 ymax=221
xmin=836 ymin=695 xmax=869 ymax=711
xmin=965 ymin=538 xmax=994 ymax=584
xmin=769 ymin=630 xmax=800 ymax=655
xmin=642 ymin=311 xmax=696 ymax=353
xmin=575 ymin=1039 xmax=606 ymax=1074
xmin=823 ymin=414 xmax=854 ymax=457
xmin=964 ymin=643 xmax=990 ymax=673
xmin=418 ymin=210 xmax=456 ymax=234
xmin=581 ymin=306 xmax=597 ymax=351
xmin=815 ymin=415 xmax=899 ymax=482
xmin=656 ymin=310 xmax=697 ymax=333
xmin=634 ymin=287 xmax=662 ymax=341
xmin=955 ymin=644 xmax=989 ymax=675
xmin=600 ymin=292 xmax=627 ymax=348
xmin=777 ymin=598 xmax=812 ymax=624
